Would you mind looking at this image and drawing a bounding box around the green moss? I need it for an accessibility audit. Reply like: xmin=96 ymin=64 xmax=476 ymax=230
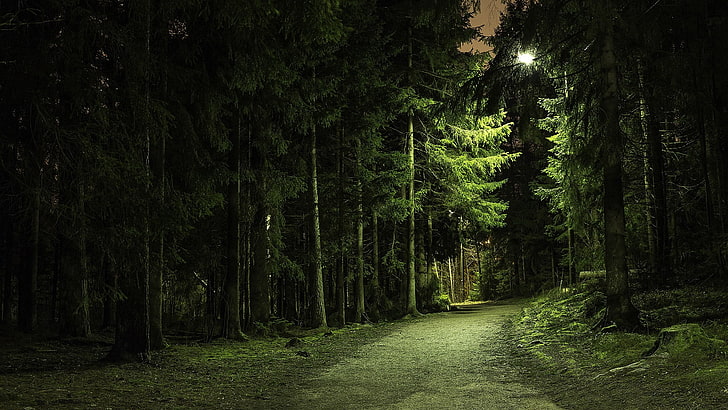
xmin=654 ymin=324 xmax=728 ymax=363
xmin=682 ymin=363 xmax=728 ymax=389
xmin=512 ymin=285 xmax=728 ymax=407
xmin=592 ymin=332 xmax=653 ymax=367
xmin=703 ymin=322 xmax=728 ymax=342
xmin=531 ymin=350 xmax=555 ymax=366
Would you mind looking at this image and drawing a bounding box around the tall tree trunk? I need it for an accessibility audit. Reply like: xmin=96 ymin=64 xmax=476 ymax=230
xmin=241 ymin=121 xmax=253 ymax=329
xmin=638 ymin=60 xmax=670 ymax=287
xmin=334 ymin=129 xmax=346 ymax=326
xmin=447 ymin=257 xmax=454 ymax=302
xmin=2 ymin=258 xmax=10 ymax=324
xmin=205 ymin=270 xmax=218 ymax=341
xmin=567 ymin=228 xmax=574 ymax=286
xmin=149 ymin=19 xmax=169 ymax=349
xmin=250 ymin=205 xmax=270 ymax=324
xmin=109 ymin=0 xmax=152 ymax=360
xmin=101 ymin=254 xmax=115 ymax=330
xmin=700 ymin=0 xmax=727 ymax=248
xmin=1 ymin=214 xmax=10 ymax=323
xmin=416 ymin=221 xmax=427 ymax=308
xmin=404 ymin=16 xmax=419 ymax=316
xmin=551 ymin=248 xmax=556 ymax=288
xmin=512 ymin=249 xmax=520 ymax=297
xmin=149 ymin=123 xmax=165 ymax=349
xmin=694 ymin=22 xmax=726 ymax=275
xmin=59 ymin=179 xmax=90 ymax=338
xmin=308 ymin=125 xmax=328 ymax=328
xmin=0 ymin=148 xmax=9 ymax=324
xmin=18 ymin=169 xmax=40 ymax=333
xmin=426 ymin=212 xmax=434 ymax=289
xmin=142 ymin=0 xmax=152 ymax=356
xmin=599 ymin=2 xmax=638 ymax=329
xmin=475 ymin=242 xmax=483 ymax=298
xmin=249 ymin=126 xmax=271 ymax=324
xmin=223 ymin=112 xmax=245 ymax=339
xmin=109 ymin=259 xmax=151 ymax=361
xmin=642 ymin=144 xmax=656 ymax=280
xmin=458 ymin=241 xmax=465 ymax=302
xmin=355 ymin=138 xmax=365 ymax=323
xmin=370 ymin=211 xmax=381 ymax=321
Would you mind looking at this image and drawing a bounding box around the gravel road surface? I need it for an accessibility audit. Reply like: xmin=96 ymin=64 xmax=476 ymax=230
xmin=276 ymin=301 xmax=561 ymax=409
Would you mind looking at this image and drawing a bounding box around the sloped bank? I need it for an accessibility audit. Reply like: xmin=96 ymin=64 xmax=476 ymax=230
xmin=504 ymin=284 xmax=728 ymax=409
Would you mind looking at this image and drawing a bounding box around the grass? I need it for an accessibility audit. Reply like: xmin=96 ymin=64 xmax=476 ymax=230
xmin=0 ymin=319 xmax=411 ymax=409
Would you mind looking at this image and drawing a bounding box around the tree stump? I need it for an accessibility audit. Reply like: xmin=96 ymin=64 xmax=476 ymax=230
xmin=642 ymin=323 xmax=726 ymax=359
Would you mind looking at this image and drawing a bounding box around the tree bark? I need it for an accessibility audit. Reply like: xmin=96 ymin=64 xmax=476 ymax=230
xmin=404 ymin=16 xmax=419 ymax=316
xmin=148 ymin=1 xmax=169 ymax=350
xmin=249 ymin=126 xmax=271 ymax=324
xmin=0 ymin=147 xmax=11 ymax=324
xmin=599 ymin=2 xmax=638 ymax=329
xmin=18 ymin=172 xmax=40 ymax=333
xmin=447 ymin=257 xmax=454 ymax=303
xmin=355 ymin=138 xmax=365 ymax=323
xmin=101 ymin=255 xmax=116 ymax=330
xmin=638 ymin=60 xmax=671 ymax=286
xmin=1 ymin=215 xmax=10 ymax=323
xmin=223 ymin=112 xmax=245 ymax=339
xmin=250 ymin=207 xmax=270 ymax=323
xmin=426 ymin=212 xmax=434 ymax=290
xmin=567 ymin=228 xmax=574 ymax=286
xmin=370 ymin=211 xmax=381 ymax=321
xmin=308 ymin=125 xmax=328 ymax=328
xmin=416 ymin=220 xmax=427 ymax=307
xmin=109 ymin=0 xmax=153 ymax=360
xmin=108 ymin=260 xmax=150 ymax=361
xmin=458 ymin=241 xmax=465 ymax=302
xmin=241 ymin=121 xmax=253 ymax=329
xmin=59 ymin=179 xmax=90 ymax=338
xmin=334 ymin=129 xmax=346 ymax=326
xmin=149 ymin=124 xmax=165 ymax=350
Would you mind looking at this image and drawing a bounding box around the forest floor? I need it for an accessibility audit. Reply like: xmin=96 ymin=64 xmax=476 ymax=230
xmin=506 ymin=288 xmax=728 ymax=410
xmin=0 ymin=299 xmax=724 ymax=409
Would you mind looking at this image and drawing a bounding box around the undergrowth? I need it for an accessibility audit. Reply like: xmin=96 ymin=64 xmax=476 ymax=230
xmin=634 ymin=285 xmax=728 ymax=330
xmin=510 ymin=282 xmax=728 ymax=408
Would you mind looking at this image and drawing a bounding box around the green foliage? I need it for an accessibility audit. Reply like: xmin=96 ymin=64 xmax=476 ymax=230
xmin=535 ymin=98 xmax=602 ymax=234
xmin=434 ymin=293 xmax=451 ymax=311
xmin=425 ymin=110 xmax=517 ymax=251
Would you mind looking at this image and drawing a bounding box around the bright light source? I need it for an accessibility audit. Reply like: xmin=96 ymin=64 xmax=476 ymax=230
xmin=517 ymin=52 xmax=535 ymax=65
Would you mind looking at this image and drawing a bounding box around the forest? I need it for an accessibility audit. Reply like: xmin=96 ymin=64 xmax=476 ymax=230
xmin=1 ymin=0 xmax=728 ymax=380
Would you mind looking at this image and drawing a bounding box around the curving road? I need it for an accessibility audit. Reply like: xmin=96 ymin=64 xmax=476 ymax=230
xmin=278 ymin=301 xmax=561 ymax=409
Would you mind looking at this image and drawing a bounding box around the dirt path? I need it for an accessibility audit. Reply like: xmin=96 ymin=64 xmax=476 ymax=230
xmin=274 ymin=301 xmax=561 ymax=409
